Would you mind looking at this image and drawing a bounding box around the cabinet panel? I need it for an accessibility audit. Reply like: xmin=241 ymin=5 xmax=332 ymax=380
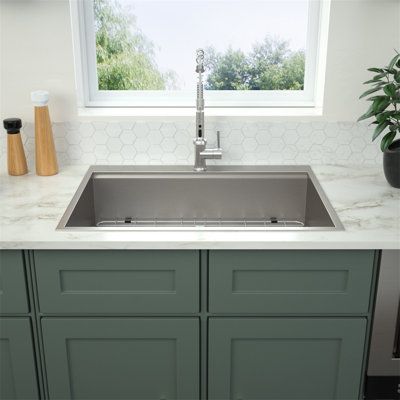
xmin=42 ymin=318 xmax=199 ymax=400
xmin=209 ymin=318 xmax=366 ymax=400
xmin=35 ymin=250 xmax=199 ymax=314
xmin=0 ymin=251 xmax=29 ymax=314
xmin=0 ymin=318 xmax=39 ymax=399
xmin=209 ymin=250 xmax=374 ymax=314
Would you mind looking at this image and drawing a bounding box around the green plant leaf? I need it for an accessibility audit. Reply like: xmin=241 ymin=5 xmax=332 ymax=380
xmin=384 ymin=68 xmax=397 ymax=74
xmin=367 ymin=95 xmax=388 ymax=101
xmin=363 ymin=79 xmax=382 ymax=85
xmin=372 ymin=120 xmax=390 ymax=141
xmin=376 ymin=112 xmax=389 ymax=123
xmin=389 ymin=124 xmax=399 ymax=132
xmin=373 ymin=73 xmax=387 ymax=80
xmin=358 ymin=103 xmax=375 ymax=121
xmin=359 ymin=86 xmax=383 ymax=99
xmin=394 ymin=72 xmax=400 ymax=83
xmin=391 ymin=112 xmax=400 ymax=119
xmin=386 ymin=111 xmax=398 ymax=116
xmin=383 ymin=83 xmax=397 ymax=97
xmin=363 ymin=78 xmax=388 ymax=86
xmin=380 ymin=131 xmax=396 ymax=151
xmin=367 ymin=67 xmax=384 ymax=73
xmin=372 ymin=97 xmax=390 ymax=113
xmin=388 ymin=53 xmax=400 ymax=69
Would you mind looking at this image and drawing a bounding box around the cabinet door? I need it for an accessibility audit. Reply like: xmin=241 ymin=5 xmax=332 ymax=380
xmin=0 ymin=318 xmax=39 ymax=400
xmin=209 ymin=318 xmax=366 ymax=400
xmin=42 ymin=318 xmax=199 ymax=400
xmin=0 ymin=251 xmax=29 ymax=314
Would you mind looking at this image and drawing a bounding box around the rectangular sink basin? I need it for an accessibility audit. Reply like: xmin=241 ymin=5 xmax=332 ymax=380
xmin=57 ymin=165 xmax=343 ymax=231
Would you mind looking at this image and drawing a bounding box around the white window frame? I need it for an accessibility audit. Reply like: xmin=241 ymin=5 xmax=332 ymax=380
xmin=70 ymin=0 xmax=330 ymax=111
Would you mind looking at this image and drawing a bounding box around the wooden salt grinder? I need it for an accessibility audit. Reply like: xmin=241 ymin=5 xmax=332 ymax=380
xmin=31 ymin=90 xmax=58 ymax=176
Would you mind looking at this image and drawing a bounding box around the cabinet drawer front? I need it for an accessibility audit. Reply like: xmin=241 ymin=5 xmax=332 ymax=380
xmin=0 ymin=251 xmax=29 ymax=314
xmin=209 ymin=250 xmax=375 ymax=314
xmin=42 ymin=318 xmax=199 ymax=400
xmin=35 ymin=250 xmax=199 ymax=314
xmin=209 ymin=318 xmax=366 ymax=400
xmin=0 ymin=318 xmax=39 ymax=399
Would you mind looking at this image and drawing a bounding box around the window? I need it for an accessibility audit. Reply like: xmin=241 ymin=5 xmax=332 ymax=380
xmin=71 ymin=0 xmax=330 ymax=109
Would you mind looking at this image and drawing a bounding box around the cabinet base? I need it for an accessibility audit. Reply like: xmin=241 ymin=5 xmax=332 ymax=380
xmin=365 ymin=376 xmax=400 ymax=399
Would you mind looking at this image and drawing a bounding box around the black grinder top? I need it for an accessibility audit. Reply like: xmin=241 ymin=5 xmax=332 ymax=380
xmin=3 ymin=118 xmax=22 ymax=134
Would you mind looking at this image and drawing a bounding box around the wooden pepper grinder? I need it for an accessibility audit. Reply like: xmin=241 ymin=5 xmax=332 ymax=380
xmin=31 ymin=90 xmax=58 ymax=176
xmin=3 ymin=118 xmax=28 ymax=176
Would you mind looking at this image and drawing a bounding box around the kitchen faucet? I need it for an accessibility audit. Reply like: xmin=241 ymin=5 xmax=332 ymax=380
xmin=193 ymin=49 xmax=222 ymax=171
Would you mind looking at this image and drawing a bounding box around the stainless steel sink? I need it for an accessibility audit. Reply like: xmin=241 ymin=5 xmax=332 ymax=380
xmin=57 ymin=165 xmax=343 ymax=231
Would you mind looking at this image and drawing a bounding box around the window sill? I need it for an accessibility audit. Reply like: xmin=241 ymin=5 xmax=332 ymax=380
xmin=77 ymin=107 xmax=323 ymax=119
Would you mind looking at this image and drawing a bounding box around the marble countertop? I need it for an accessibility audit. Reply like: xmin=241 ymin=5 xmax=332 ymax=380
xmin=0 ymin=164 xmax=399 ymax=250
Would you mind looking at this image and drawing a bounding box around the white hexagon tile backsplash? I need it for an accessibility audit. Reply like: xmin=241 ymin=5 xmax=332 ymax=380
xmin=0 ymin=120 xmax=382 ymax=167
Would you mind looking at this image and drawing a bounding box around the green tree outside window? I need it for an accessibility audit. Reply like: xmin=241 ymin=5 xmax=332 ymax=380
xmin=94 ymin=0 xmax=305 ymax=92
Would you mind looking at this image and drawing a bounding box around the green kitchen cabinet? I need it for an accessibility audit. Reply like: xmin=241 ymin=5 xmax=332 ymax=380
xmin=42 ymin=317 xmax=200 ymax=400
xmin=0 ymin=318 xmax=39 ymax=400
xmin=0 ymin=249 xmax=375 ymax=400
xmin=208 ymin=317 xmax=367 ymax=400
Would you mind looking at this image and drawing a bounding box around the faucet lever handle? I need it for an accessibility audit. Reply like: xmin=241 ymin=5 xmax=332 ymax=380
xmin=217 ymin=131 xmax=221 ymax=149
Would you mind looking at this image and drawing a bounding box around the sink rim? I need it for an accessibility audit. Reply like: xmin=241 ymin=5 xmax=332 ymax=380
xmin=57 ymin=165 xmax=344 ymax=232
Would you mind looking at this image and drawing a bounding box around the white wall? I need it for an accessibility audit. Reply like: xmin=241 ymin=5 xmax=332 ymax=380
xmin=0 ymin=0 xmax=399 ymax=123
xmin=324 ymin=0 xmax=400 ymax=120
xmin=0 ymin=0 xmax=77 ymax=122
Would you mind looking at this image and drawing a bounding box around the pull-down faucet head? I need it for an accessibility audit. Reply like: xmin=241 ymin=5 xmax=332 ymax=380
xmin=196 ymin=49 xmax=205 ymax=73
xmin=195 ymin=49 xmax=205 ymax=138
xmin=193 ymin=49 xmax=223 ymax=171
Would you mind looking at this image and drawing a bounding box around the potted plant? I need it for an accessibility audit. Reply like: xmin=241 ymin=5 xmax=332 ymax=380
xmin=358 ymin=51 xmax=400 ymax=188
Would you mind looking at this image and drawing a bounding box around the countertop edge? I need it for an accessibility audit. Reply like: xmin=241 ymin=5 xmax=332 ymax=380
xmin=1 ymin=241 xmax=398 ymax=250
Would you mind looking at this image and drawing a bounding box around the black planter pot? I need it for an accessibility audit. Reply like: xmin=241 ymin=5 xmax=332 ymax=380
xmin=383 ymin=139 xmax=400 ymax=189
